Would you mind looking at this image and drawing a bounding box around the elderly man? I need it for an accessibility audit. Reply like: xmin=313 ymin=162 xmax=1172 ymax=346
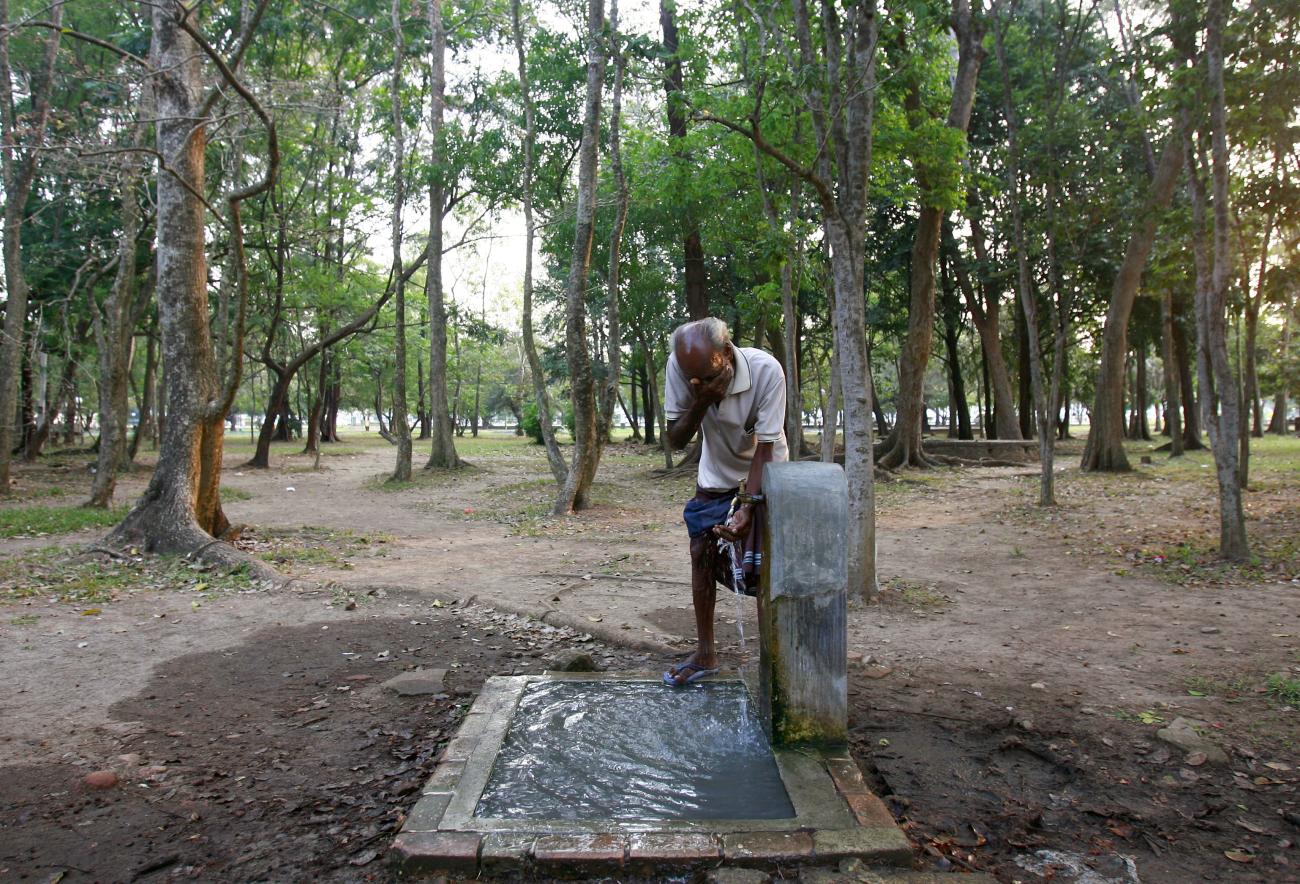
xmin=661 ymin=318 xmax=788 ymax=687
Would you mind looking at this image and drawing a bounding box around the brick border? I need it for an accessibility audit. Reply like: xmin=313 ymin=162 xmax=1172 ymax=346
xmin=389 ymin=675 xmax=915 ymax=878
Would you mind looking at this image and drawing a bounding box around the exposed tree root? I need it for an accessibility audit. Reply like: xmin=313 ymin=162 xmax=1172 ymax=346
xmin=876 ymin=439 xmax=944 ymax=470
xmin=106 ymin=510 xmax=280 ymax=582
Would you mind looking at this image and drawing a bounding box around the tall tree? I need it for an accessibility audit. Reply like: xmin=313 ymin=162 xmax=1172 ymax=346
xmin=510 ymin=0 xmax=566 ymax=482
xmin=598 ymin=0 xmax=629 ymax=445
xmin=389 ymin=0 xmax=412 ymax=482
xmin=87 ymin=119 xmax=147 ymax=507
xmin=110 ymin=0 xmax=278 ymax=562
xmin=660 ymin=0 xmax=708 ymax=320
xmin=0 ymin=0 xmax=63 ymax=493
xmin=879 ymin=0 xmax=984 ymax=469
xmin=1191 ymin=0 xmax=1248 ymax=559
xmin=701 ymin=0 xmax=882 ymax=595
xmin=994 ymin=0 xmax=1053 ymax=503
xmin=1080 ymin=0 xmax=1189 ymax=472
xmin=423 ymin=0 xmax=461 ymax=469
xmin=552 ymin=0 xmax=606 ymax=514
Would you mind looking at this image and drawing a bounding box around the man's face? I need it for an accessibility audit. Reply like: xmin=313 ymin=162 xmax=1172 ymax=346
xmin=677 ymin=339 xmax=733 ymax=395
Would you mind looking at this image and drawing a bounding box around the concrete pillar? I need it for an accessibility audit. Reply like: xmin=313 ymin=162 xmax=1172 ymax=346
xmin=759 ymin=461 xmax=848 ymax=746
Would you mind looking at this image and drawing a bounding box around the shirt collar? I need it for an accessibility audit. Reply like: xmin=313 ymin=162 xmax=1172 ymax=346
xmin=727 ymin=344 xmax=752 ymax=396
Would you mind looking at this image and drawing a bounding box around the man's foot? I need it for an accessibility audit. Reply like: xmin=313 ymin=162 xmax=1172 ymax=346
xmin=663 ymin=656 xmax=720 ymax=687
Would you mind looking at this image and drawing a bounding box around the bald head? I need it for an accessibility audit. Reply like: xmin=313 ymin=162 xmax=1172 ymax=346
xmin=672 ymin=318 xmax=733 ymax=387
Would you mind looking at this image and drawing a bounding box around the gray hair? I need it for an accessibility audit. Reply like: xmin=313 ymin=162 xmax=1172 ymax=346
xmin=670 ymin=318 xmax=731 ymax=354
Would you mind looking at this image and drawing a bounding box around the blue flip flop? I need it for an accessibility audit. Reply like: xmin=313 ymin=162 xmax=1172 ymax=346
xmin=663 ymin=660 xmax=720 ymax=687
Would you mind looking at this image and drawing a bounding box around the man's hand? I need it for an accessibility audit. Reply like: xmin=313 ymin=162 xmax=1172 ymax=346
xmin=713 ymin=502 xmax=752 ymax=542
xmin=689 ymin=360 xmax=733 ymax=407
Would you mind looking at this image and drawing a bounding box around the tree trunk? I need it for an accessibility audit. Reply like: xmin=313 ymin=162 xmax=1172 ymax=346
xmin=660 ymin=0 xmax=708 ymax=320
xmin=640 ymin=353 xmax=656 ymax=445
xmin=881 ymin=1 xmax=982 ymax=469
xmin=1171 ymin=296 xmax=1205 ymax=449
xmin=1160 ymin=290 xmax=1184 ymax=456
xmin=0 ymin=0 xmax=62 ymax=491
xmin=88 ymin=133 xmax=146 ymax=508
xmin=1135 ymin=339 xmax=1151 ymax=441
xmin=1081 ymin=117 xmax=1187 ymax=471
xmin=388 ymin=0 xmax=412 ymax=482
xmin=751 ymin=126 xmax=807 ymax=458
xmin=323 ymin=360 xmax=341 ymax=442
xmin=511 ymin=0 xmax=566 ymax=481
xmin=940 ymin=249 xmax=972 ymax=439
xmin=129 ymin=325 xmax=157 ymax=460
xmin=1194 ymin=0 xmax=1248 ymax=559
xmin=994 ymin=8 xmax=1054 ymax=504
xmin=1016 ymin=304 xmax=1033 ymax=438
xmin=421 ymin=0 xmax=460 ymax=468
xmin=947 ymin=219 xmax=1020 ymax=439
xmin=553 ymin=0 xmax=606 ymax=515
xmin=597 ymin=7 xmax=628 ymax=453
xmin=1268 ymin=290 xmax=1292 ymax=434
xmin=110 ymin=1 xmax=249 ymax=560
xmin=639 ymin=335 xmax=672 ymax=469
xmin=303 ymin=354 xmax=327 ymax=455
xmin=821 ymin=348 xmax=840 ymax=464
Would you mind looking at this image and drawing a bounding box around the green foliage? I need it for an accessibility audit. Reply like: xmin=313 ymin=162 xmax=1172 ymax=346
xmin=521 ymin=401 xmax=544 ymax=444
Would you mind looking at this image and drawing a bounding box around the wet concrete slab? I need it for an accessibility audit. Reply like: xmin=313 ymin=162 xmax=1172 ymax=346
xmin=390 ymin=672 xmax=917 ymax=878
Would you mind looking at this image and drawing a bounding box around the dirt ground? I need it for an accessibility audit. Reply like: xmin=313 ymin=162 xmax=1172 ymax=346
xmin=1 ymin=430 xmax=1297 ymax=882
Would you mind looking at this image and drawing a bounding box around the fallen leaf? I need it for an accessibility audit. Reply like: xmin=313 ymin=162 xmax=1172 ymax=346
xmin=1223 ymin=849 xmax=1254 ymax=863
xmin=1186 ymin=752 xmax=1208 ymax=766
xmin=1235 ymin=819 xmax=1268 ymax=834
xmin=80 ymin=608 xmax=101 ymax=616
xmin=1264 ymin=761 xmax=1292 ymax=771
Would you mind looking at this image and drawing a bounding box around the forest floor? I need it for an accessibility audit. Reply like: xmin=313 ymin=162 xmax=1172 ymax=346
xmin=0 ymin=428 xmax=1297 ymax=883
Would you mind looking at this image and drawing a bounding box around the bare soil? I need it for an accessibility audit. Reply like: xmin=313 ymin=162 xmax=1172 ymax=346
xmin=1 ymin=432 xmax=1297 ymax=882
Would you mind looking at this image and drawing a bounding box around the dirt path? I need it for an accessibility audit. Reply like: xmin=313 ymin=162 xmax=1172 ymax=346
xmin=1 ymin=435 xmax=1296 ymax=882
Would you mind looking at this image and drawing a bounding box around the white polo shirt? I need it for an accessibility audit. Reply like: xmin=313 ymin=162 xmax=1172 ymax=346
xmin=664 ymin=344 xmax=789 ymax=491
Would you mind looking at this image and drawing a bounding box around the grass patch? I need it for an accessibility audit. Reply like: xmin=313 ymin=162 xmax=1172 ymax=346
xmin=0 ymin=505 xmax=126 ymax=539
xmin=1265 ymin=673 xmax=1300 ymax=706
xmin=244 ymin=526 xmax=395 ymax=569
xmin=0 ymin=547 xmax=261 ymax=606
xmin=9 ymin=613 xmax=38 ymax=625
xmin=879 ymin=577 xmax=950 ymax=610
xmin=222 ymin=486 xmax=253 ymax=501
xmin=364 ymin=467 xmax=471 ymax=492
xmin=1184 ymin=674 xmax=1252 ymax=698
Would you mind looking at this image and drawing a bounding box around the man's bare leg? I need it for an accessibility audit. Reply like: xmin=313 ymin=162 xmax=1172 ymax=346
xmin=666 ymin=536 xmax=719 ymax=685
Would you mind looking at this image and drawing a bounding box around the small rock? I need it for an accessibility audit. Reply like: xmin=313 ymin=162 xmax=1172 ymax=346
xmin=83 ymin=770 xmax=119 ymax=789
xmin=380 ymin=668 xmax=448 ymax=696
xmin=862 ymin=664 xmax=893 ymax=679
xmin=548 ymin=651 xmax=600 ymax=672
xmin=1030 ymin=682 xmax=1047 ymax=690
xmin=1080 ymin=706 xmax=1099 ymax=716
xmin=1156 ymin=716 xmax=1229 ymax=765
xmin=116 ymin=753 xmax=142 ymax=767
xmin=1201 ymin=626 xmax=1221 ymax=635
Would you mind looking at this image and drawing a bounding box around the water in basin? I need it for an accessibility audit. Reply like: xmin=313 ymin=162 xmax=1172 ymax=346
xmin=474 ymin=680 xmax=795 ymax=821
